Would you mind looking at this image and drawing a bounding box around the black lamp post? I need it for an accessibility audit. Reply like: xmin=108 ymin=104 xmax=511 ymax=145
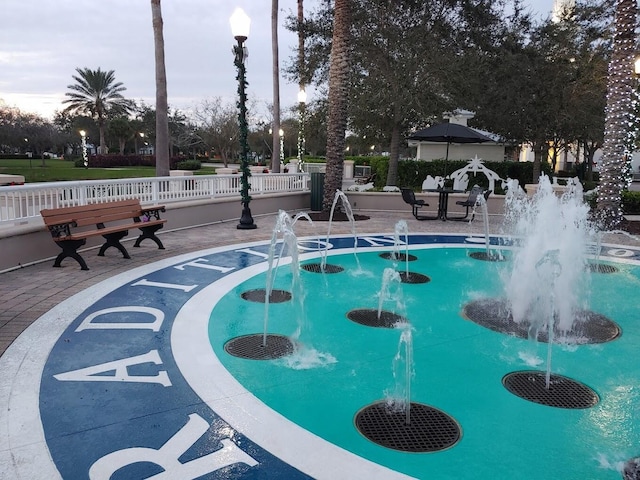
xmin=230 ymin=7 xmax=256 ymax=230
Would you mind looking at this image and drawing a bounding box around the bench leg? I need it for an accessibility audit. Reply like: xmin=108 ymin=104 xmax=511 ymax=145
xmin=53 ymin=239 xmax=89 ymax=270
xmin=134 ymin=224 xmax=165 ymax=250
xmin=98 ymin=231 xmax=131 ymax=259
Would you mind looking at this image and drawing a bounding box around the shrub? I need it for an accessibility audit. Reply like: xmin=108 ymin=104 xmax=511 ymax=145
xmin=175 ymin=159 xmax=201 ymax=171
xmin=75 ymin=154 xmax=189 ymax=169
xmin=578 ymin=190 xmax=640 ymax=214
xmin=344 ymin=156 xmax=554 ymax=193
xmin=622 ymin=190 xmax=640 ymax=214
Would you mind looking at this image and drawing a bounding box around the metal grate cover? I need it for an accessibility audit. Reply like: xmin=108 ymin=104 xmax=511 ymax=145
xmin=623 ymin=457 xmax=640 ymax=480
xmin=301 ymin=263 xmax=345 ymax=274
xmin=502 ymin=371 xmax=599 ymax=409
xmin=462 ymin=298 xmax=621 ymax=344
xmin=224 ymin=334 xmax=294 ymax=360
xmin=241 ymin=289 xmax=292 ymax=303
xmin=589 ymin=263 xmax=619 ymax=274
xmin=355 ymin=401 xmax=461 ymax=452
xmin=379 ymin=252 xmax=417 ymax=262
xmin=398 ymin=271 xmax=430 ymax=284
xmin=347 ymin=308 xmax=407 ymax=328
xmin=469 ymin=251 xmax=507 ymax=262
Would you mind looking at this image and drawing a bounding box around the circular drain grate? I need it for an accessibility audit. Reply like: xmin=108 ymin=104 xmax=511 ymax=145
xmin=355 ymin=401 xmax=461 ymax=452
xmin=589 ymin=263 xmax=619 ymax=274
xmin=301 ymin=263 xmax=345 ymax=274
xmin=379 ymin=252 xmax=418 ymax=262
xmin=224 ymin=334 xmax=294 ymax=360
xmin=469 ymin=251 xmax=507 ymax=262
xmin=623 ymin=457 xmax=640 ymax=480
xmin=241 ymin=289 xmax=292 ymax=303
xmin=502 ymin=371 xmax=599 ymax=409
xmin=462 ymin=298 xmax=621 ymax=344
xmin=347 ymin=308 xmax=407 ymax=328
xmin=398 ymin=271 xmax=430 ymax=284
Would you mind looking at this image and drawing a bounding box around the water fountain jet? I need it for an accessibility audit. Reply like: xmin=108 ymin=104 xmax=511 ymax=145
xmin=224 ymin=210 xmax=310 ymax=359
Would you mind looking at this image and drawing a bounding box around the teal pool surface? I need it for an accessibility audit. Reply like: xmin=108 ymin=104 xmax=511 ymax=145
xmin=210 ymin=245 xmax=640 ymax=479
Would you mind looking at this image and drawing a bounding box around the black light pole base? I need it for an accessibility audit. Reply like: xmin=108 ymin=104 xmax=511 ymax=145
xmin=237 ymin=202 xmax=257 ymax=229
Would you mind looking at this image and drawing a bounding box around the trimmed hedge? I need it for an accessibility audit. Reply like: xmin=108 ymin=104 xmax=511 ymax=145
xmin=345 ymin=157 xmax=553 ymax=194
xmin=584 ymin=190 xmax=640 ymax=214
xmin=175 ymin=159 xmax=202 ymax=170
xmin=304 ymin=155 xmax=555 ymax=193
xmin=74 ymin=154 xmax=189 ymax=169
xmin=623 ymin=190 xmax=640 ymax=214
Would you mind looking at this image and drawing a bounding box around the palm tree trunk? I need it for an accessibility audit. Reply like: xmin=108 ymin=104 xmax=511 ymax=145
xmin=322 ymin=0 xmax=351 ymax=211
xmin=597 ymin=0 xmax=637 ymax=229
xmin=271 ymin=0 xmax=281 ymax=172
xmin=297 ymin=0 xmax=306 ymax=163
xmin=151 ymin=0 xmax=170 ymax=177
xmin=386 ymin=124 xmax=401 ymax=186
xmin=298 ymin=0 xmax=304 ymax=86
xmin=98 ymin=118 xmax=107 ymax=155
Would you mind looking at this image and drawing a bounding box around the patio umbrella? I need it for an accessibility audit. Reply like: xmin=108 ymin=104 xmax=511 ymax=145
xmin=408 ymin=122 xmax=494 ymax=177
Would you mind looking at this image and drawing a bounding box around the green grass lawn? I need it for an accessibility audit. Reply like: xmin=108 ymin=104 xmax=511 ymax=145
xmin=0 ymin=158 xmax=217 ymax=183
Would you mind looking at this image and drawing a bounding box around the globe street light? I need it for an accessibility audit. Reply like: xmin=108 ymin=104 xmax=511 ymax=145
xmin=230 ymin=7 xmax=256 ymax=229
xmin=80 ymin=130 xmax=88 ymax=169
xmin=297 ymin=88 xmax=307 ymax=165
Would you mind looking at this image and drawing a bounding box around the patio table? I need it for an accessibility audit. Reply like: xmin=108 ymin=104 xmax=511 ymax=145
xmin=425 ymin=188 xmax=465 ymax=221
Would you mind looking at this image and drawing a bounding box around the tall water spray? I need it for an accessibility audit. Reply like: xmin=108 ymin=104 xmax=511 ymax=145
xmin=393 ymin=220 xmax=410 ymax=275
xmin=503 ymin=175 xmax=593 ymax=336
xmin=390 ymin=323 xmax=414 ymax=425
xmin=323 ymin=190 xmax=360 ymax=271
xmin=535 ymin=249 xmax=561 ymax=387
xmin=476 ymin=192 xmax=494 ymax=259
xmin=263 ymin=210 xmax=310 ymax=345
xmin=378 ymin=267 xmax=414 ymax=424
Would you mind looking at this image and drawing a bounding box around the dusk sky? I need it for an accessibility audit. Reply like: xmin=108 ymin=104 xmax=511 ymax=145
xmin=1 ymin=0 xmax=555 ymax=122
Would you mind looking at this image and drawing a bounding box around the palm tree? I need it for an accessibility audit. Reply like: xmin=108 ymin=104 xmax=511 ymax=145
xmin=322 ymin=0 xmax=351 ymax=211
xmin=271 ymin=0 xmax=282 ymax=172
xmin=596 ymin=0 xmax=637 ymax=229
xmin=151 ymin=0 xmax=170 ymax=176
xmin=298 ymin=0 xmax=305 ymax=85
xmin=63 ymin=67 xmax=131 ymax=154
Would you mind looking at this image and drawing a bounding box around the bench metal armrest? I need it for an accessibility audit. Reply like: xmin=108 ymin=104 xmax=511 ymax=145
xmin=139 ymin=206 xmax=166 ymax=221
xmin=47 ymin=220 xmax=77 ymax=238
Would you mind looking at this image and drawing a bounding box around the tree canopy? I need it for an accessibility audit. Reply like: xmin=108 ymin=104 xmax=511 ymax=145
xmin=296 ymin=0 xmax=615 ymax=186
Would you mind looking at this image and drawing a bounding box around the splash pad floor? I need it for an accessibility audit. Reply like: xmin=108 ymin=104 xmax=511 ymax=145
xmin=1 ymin=232 xmax=639 ymax=479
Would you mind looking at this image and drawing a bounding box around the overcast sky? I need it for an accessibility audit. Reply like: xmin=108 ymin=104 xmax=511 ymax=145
xmin=0 ymin=0 xmax=555 ymax=122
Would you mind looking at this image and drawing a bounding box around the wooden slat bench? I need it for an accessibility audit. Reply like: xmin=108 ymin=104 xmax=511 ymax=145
xmin=41 ymin=199 xmax=166 ymax=270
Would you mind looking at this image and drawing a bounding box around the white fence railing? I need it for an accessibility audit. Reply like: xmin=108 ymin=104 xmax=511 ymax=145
xmin=0 ymin=173 xmax=309 ymax=225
